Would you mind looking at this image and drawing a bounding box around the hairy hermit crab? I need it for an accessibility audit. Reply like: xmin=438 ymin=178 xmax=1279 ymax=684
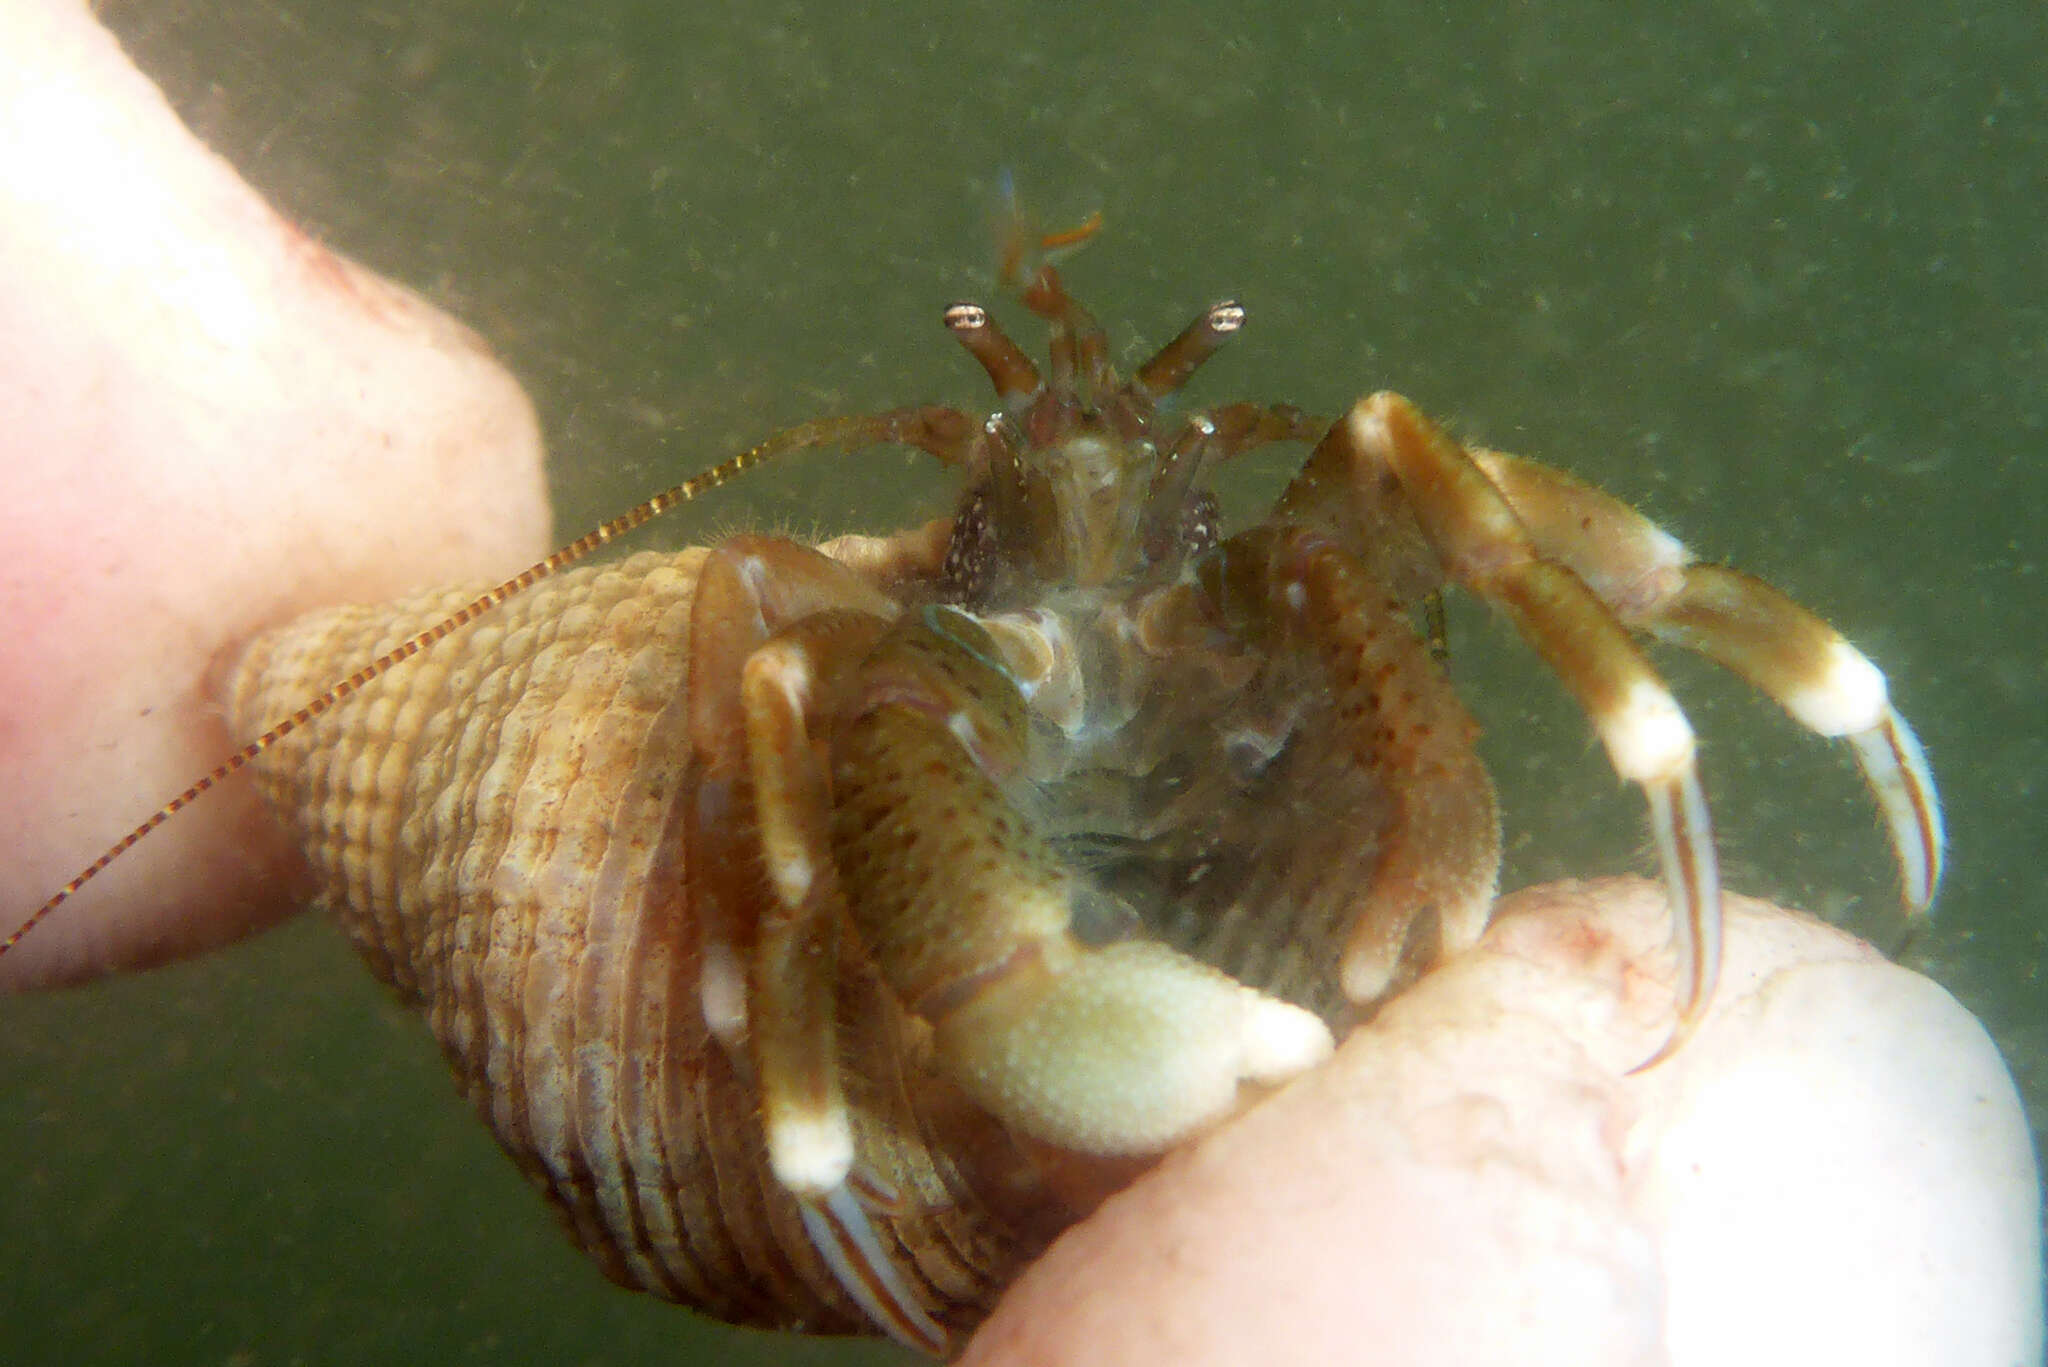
xmin=6 ymin=229 xmax=1945 ymax=1356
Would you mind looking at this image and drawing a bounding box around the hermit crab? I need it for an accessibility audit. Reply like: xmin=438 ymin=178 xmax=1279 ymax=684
xmin=6 ymin=232 xmax=1944 ymax=1356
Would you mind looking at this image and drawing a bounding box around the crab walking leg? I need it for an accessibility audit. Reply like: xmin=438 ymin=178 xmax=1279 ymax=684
xmin=1651 ymin=570 xmax=1942 ymax=908
xmin=1199 ymin=399 xmax=1332 ymax=454
xmin=1343 ymin=395 xmax=1723 ymax=1048
xmin=829 ymin=611 xmax=1334 ymax=1157
xmin=683 ymin=538 xmax=906 ymax=1054
xmin=668 ymin=414 xmax=969 ymax=1052
xmin=740 ymin=611 xmax=949 ymax=1355
xmin=1468 ymin=450 xmax=1945 ymax=910
xmin=742 ymin=612 xmax=893 ymax=1196
xmin=1208 ymin=525 xmax=1501 ymax=1002
xmin=794 ymin=1185 xmax=949 ymax=1357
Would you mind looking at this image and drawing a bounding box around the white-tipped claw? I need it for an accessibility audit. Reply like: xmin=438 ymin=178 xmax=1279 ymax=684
xmin=1848 ymin=706 xmax=1945 ymax=912
xmin=1633 ymin=769 xmax=1722 ymax=1073
xmin=798 ymin=1183 xmax=949 ymax=1357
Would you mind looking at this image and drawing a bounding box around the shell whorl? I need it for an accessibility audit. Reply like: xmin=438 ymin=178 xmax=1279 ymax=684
xmin=228 ymin=549 xmax=1039 ymax=1338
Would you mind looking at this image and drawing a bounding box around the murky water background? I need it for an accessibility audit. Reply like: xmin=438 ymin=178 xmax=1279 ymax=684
xmin=4 ymin=2 xmax=2041 ymax=1362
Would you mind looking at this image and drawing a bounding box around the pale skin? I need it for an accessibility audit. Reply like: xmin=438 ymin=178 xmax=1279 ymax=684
xmin=1 ymin=4 xmax=2039 ymax=1362
xmin=0 ymin=0 xmax=551 ymax=987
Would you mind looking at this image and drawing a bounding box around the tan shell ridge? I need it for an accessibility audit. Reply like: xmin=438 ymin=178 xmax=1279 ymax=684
xmin=227 ymin=548 xmax=1034 ymax=1339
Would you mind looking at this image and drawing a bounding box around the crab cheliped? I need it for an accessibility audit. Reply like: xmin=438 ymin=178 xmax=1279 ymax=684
xmin=6 ymin=232 xmax=1944 ymax=1355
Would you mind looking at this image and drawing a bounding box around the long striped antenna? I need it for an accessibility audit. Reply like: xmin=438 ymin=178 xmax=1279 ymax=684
xmin=2 ymin=414 xmax=910 ymax=959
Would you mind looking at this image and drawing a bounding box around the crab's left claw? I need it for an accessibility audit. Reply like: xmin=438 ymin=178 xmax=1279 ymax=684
xmin=932 ymin=937 xmax=1335 ymax=1156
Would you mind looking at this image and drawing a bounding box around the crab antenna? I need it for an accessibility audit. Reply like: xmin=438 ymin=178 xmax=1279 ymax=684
xmin=944 ymin=302 xmax=1041 ymax=402
xmin=1026 ymin=269 xmax=1081 ymax=393
xmin=0 ymin=413 xmax=915 ymax=961
xmin=1135 ymin=299 xmax=1247 ymax=400
xmin=995 ymin=203 xmax=1108 ymax=394
xmin=1019 ymin=263 xmax=1112 ymax=395
xmin=994 ymin=198 xmax=1104 ymax=297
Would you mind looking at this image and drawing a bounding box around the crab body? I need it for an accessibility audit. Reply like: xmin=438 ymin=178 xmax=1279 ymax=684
xmin=207 ymin=258 xmax=1943 ymax=1356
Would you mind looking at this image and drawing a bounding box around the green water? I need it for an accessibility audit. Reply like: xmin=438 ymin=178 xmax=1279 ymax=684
xmin=5 ymin=2 xmax=2041 ymax=1362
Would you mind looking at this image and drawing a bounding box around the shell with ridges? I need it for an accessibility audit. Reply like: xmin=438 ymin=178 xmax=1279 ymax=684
xmin=228 ymin=546 xmax=1052 ymax=1341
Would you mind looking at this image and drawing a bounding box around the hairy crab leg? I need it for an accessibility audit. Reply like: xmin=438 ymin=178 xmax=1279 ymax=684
xmin=743 ymin=610 xmax=895 ymax=1194
xmin=1202 ymin=525 xmax=1504 ymax=1002
xmin=796 ymin=1185 xmax=949 ymax=1356
xmin=1318 ymin=395 xmax=1723 ymax=1057
xmin=691 ymin=550 xmax=1024 ymax=1354
xmin=731 ymin=599 xmax=1010 ymax=1354
xmin=1468 ymin=450 xmax=1945 ymax=911
xmin=684 ymin=538 xmax=904 ymax=1055
xmin=740 ymin=610 xmax=949 ymax=1354
xmin=654 ymin=403 xmax=976 ymax=1051
xmin=1660 ymin=568 xmax=1944 ymax=907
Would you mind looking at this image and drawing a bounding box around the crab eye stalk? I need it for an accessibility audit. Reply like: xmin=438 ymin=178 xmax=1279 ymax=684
xmin=946 ymin=301 xmax=1041 ymax=404
xmin=1135 ymin=299 xmax=1247 ymax=400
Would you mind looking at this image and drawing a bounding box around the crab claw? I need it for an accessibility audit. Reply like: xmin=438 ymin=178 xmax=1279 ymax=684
xmin=932 ymin=938 xmax=1335 ymax=1155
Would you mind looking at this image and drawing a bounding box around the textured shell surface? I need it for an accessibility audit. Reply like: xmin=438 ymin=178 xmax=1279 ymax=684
xmin=226 ymin=549 xmax=1057 ymax=1342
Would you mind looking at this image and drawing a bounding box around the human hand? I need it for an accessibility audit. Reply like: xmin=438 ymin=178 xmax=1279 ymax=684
xmin=0 ymin=0 xmax=549 ymax=988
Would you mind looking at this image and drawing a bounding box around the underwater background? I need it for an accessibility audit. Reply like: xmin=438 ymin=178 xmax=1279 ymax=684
xmin=4 ymin=1 xmax=2041 ymax=1362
